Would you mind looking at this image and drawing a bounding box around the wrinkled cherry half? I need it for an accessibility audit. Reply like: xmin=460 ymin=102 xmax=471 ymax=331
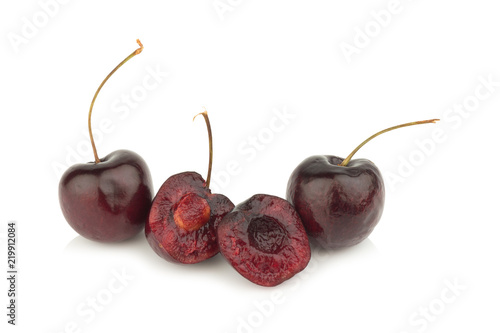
xmin=218 ymin=194 xmax=311 ymax=286
xmin=146 ymin=110 xmax=234 ymax=263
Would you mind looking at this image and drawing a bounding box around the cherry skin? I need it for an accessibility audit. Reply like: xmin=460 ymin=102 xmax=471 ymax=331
xmin=287 ymin=119 xmax=439 ymax=249
xmin=145 ymin=110 xmax=235 ymax=264
xmin=287 ymin=155 xmax=384 ymax=249
xmin=59 ymin=150 xmax=153 ymax=242
xmin=58 ymin=40 xmax=153 ymax=242
xmin=217 ymin=194 xmax=311 ymax=287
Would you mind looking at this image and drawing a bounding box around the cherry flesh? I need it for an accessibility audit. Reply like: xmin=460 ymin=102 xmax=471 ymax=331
xmin=145 ymin=111 xmax=234 ymax=264
xmin=218 ymin=194 xmax=311 ymax=287
xmin=146 ymin=172 xmax=234 ymax=264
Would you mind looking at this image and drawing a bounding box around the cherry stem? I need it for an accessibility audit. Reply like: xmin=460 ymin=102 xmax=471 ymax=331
xmin=339 ymin=119 xmax=440 ymax=167
xmin=88 ymin=39 xmax=144 ymax=163
xmin=193 ymin=108 xmax=213 ymax=189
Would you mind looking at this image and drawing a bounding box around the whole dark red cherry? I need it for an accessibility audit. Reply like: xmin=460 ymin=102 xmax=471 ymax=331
xmin=287 ymin=119 xmax=439 ymax=249
xmin=217 ymin=194 xmax=311 ymax=287
xmin=59 ymin=40 xmax=153 ymax=242
xmin=146 ymin=110 xmax=234 ymax=264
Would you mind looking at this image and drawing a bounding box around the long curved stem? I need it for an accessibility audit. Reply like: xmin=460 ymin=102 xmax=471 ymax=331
xmin=88 ymin=39 xmax=144 ymax=163
xmin=193 ymin=108 xmax=213 ymax=188
xmin=340 ymin=119 xmax=440 ymax=167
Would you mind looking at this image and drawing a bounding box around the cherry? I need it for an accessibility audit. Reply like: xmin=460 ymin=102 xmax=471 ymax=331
xmin=59 ymin=40 xmax=154 ymax=242
xmin=287 ymin=119 xmax=439 ymax=249
xmin=145 ymin=110 xmax=234 ymax=264
xmin=218 ymin=194 xmax=311 ymax=287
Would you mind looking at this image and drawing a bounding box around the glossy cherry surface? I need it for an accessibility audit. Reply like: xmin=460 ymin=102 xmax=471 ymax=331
xmin=58 ymin=40 xmax=153 ymax=242
xmin=286 ymin=119 xmax=438 ymax=249
xmin=59 ymin=150 xmax=153 ymax=242
xmin=287 ymin=155 xmax=384 ymax=249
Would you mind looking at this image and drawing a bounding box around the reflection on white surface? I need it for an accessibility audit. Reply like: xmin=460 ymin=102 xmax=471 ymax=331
xmin=64 ymin=230 xmax=232 ymax=273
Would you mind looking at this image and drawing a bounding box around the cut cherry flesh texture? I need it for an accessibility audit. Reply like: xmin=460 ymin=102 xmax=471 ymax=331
xmin=146 ymin=172 xmax=234 ymax=264
xmin=218 ymin=194 xmax=311 ymax=287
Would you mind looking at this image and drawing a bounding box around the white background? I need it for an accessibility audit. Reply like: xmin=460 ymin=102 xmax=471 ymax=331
xmin=1 ymin=0 xmax=500 ymax=332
